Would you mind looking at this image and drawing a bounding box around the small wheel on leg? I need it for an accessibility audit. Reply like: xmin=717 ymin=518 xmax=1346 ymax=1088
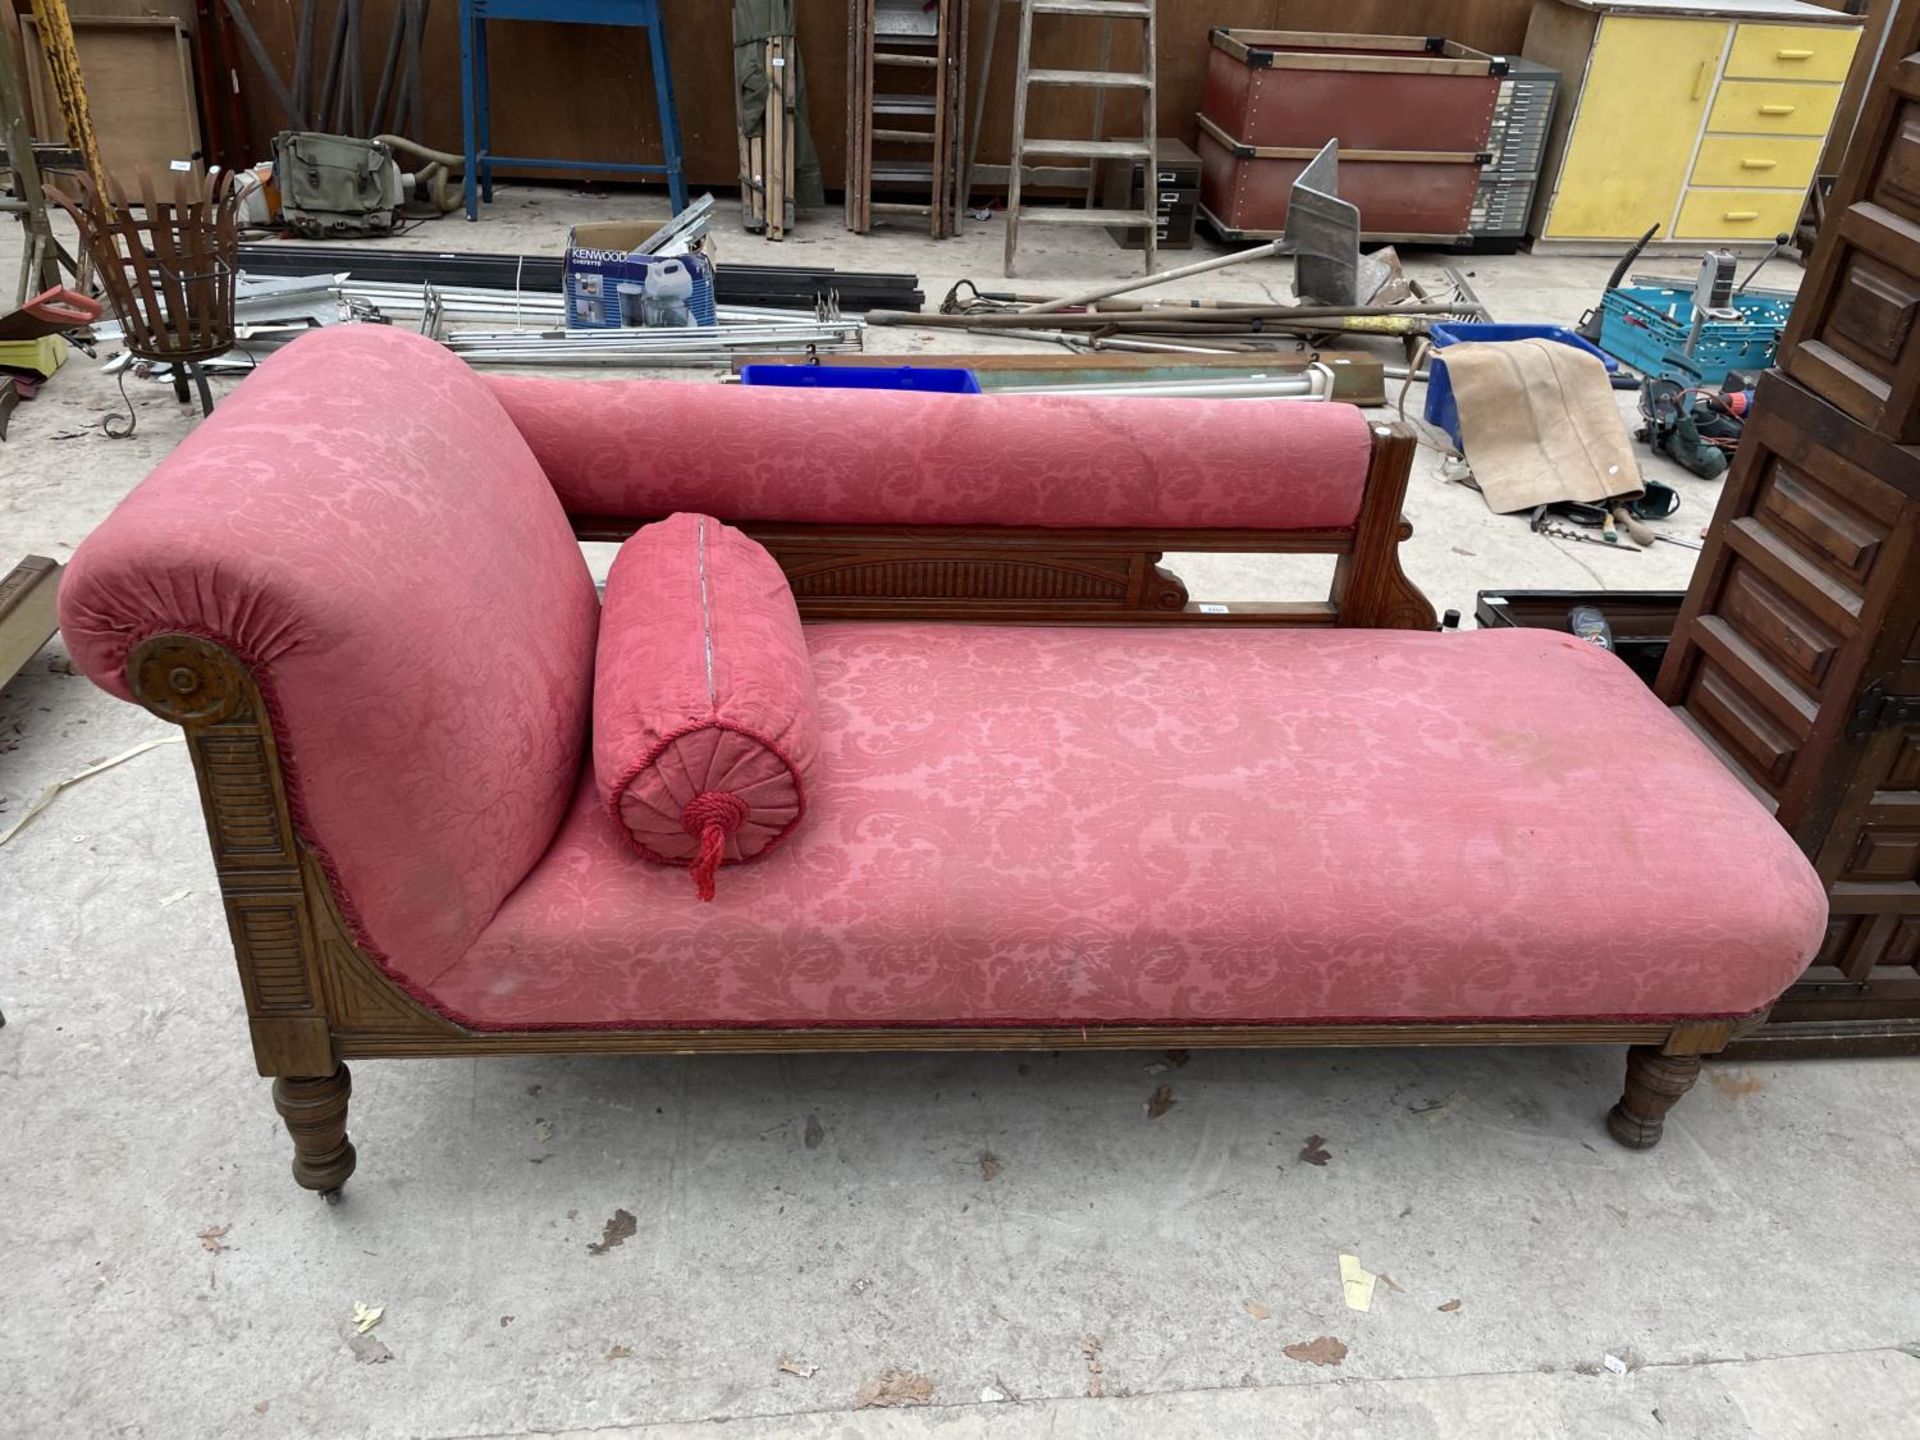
xmin=320 ymin=1187 xmax=344 ymax=1206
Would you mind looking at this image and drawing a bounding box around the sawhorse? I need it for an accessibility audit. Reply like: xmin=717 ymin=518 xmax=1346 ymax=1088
xmin=459 ymin=0 xmax=688 ymax=221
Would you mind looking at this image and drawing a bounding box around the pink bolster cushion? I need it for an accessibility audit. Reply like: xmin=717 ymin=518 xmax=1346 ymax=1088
xmin=592 ymin=513 xmax=820 ymax=901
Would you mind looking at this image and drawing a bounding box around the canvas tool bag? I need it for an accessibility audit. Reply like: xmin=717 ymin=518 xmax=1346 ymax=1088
xmin=272 ymin=133 xmax=404 ymax=239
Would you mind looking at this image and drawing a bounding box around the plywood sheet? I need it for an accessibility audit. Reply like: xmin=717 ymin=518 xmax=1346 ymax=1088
xmin=23 ymin=16 xmax=202 ymax=180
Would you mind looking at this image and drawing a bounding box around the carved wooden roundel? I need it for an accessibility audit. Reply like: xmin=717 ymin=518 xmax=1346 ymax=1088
xmin=128 ymin=634 xmax=247 ymax=724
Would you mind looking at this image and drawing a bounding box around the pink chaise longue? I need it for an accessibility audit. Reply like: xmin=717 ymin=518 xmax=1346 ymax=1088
xmin=59 ymin=327 xmax=1823 ymax=1199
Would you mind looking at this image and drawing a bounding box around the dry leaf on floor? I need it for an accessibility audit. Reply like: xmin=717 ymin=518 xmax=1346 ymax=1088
xmin=804 ymin=1114 xmax=825 ymax=1150
xmin=533 ymin=1119 xmax=553 ymax=1144
xmin=347 ymin=1332 xmax=392 ymax=1365
xmin=1299 ymin=1135 xmax=1331 ymax=1166
xmin=160 ymin=889 xmax=193 ymax=907
xmin=1378 ymin=1273 xmax=1407 ymax=1294
xmin=197 ymin=1224 xmax=230 ymax=1254
xmin=607 ymin=1345 xmax=632 ymax=1361
xmin=1146 ymin=1084 xmax=1175 ymax=1119
xmin=500 ymin=1316 xmax=514 ymax=1327
xmin=1283 ymin=1336 xmax=1348 ymax=1367
xmin=1243 ymin=1300 xmax=1271 ymax=1321
xmin=855 ymin=1369 xmax=934 ymax=1409
xmin=1339 ymin=1254 xmax=1377 ymax=1312
xmin=1438 ymin=1298 xmax=1462 ymax=1313
xmin=351 ymin=1302 xmax=384 ymax=1335
xmin=586 ymin=1208 xmax=637 ymax=1255
xmin=1082 ymin=1334 xmax=1105 ymax=1397
xmin=778 ymin=1358 xmax=818 ymax=1379
xmin=979 ymin=1151 xmax=1003 ymax=1182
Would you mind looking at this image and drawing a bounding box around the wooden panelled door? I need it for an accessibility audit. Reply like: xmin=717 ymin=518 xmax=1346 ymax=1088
xmin=1781 ymin=39 xmax=1920 ymax=443
xmin=1660 ymin=3 xmax=1920 ymax=1054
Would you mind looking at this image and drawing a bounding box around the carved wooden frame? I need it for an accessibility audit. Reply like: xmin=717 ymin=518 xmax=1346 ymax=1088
xmin=125 ymin=422 xmax=1745 ymax=1188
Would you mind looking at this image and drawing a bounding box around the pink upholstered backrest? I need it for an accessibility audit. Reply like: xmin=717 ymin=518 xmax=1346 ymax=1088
xmin=60 ymin=326 xmax=600 ymax=991
xmin=486 ymin=376 xmax=1373 ymax=530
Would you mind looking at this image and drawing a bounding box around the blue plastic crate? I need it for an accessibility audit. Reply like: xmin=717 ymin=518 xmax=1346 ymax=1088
xmin=738 ymin=364 xmax=981 ymax=394
xmin=1596 ymin=285 xmax=1792 ymax=385
xmin=1423 ymin=322 xmax=1618 ymax=449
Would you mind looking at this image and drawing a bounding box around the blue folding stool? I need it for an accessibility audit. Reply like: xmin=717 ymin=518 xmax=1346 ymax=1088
xmin=459 ymin=0 xmax=689 ymax=221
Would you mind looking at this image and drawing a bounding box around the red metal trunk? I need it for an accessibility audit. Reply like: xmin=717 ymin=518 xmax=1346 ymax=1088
xmin=1201 ymin=44 xmax=1500 ymax=155
xmin=1196 ymin=31 xmax=1501 ymax=242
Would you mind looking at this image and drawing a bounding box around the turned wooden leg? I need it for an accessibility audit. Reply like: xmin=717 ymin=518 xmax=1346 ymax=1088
xmin=272 ymin=1063 xmax=357 ymax=1201
xmin=1606 ymin=1046 xmax=1703 ymax=1150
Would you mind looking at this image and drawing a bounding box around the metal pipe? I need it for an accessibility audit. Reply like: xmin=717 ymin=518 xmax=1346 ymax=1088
xmin=999 ymin=366 xmax=1333 ymax=401
xmin=438 ymin=328 xmax=862 ymax=350
xmin=956 ymin=327 xmax=1249 ymax=354
xmin=1021 ymin=240 xmax=1288 ymax=316
xmin=870 ymin=304 xmax=1473 ymax=329
xmin=453 ymin=349 xmax=841 ymax=368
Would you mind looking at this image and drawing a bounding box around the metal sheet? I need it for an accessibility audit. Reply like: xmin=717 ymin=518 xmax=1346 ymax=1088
xmin=1285 ymin=142 xmax=1386 ymax=309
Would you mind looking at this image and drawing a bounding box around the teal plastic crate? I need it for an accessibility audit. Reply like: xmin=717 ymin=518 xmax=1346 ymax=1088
xmin=1597 ymin=285 xmax=1792 ymax=385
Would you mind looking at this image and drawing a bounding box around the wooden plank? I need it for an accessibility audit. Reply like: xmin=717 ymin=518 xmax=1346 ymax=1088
xmin=21 ymin=15 xmax=201 ymax=180
xmin=0 ymin=555 xmax=60 ymax=689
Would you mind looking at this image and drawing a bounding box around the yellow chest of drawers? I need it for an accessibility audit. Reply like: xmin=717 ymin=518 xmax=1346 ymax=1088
xmin=1523 ymin=0 xmax=1861 ymax=248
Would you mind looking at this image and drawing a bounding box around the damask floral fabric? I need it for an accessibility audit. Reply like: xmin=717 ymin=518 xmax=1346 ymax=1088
xmin=595 ymin=514 xmax=820 ymax=899
xmin=59 ymin=326 xmax=601 ymax=982
xmin=486 ymin=375 xmax=1374 ymax=530
xmin=430 ymin=625 xmax=1826 ymax=1030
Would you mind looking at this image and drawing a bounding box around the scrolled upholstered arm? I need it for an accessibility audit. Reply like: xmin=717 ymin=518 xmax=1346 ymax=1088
xmin=59 ymin=326 xmax=600 ymax=985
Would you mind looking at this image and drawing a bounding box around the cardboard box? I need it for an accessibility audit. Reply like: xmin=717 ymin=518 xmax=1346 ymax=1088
xmin=563 ymin=221 xmax=717 ymax=330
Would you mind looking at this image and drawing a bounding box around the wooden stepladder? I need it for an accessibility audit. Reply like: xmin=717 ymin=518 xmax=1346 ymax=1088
xmin=1003 ymin=0 xmax=1158 ymax=277
xmin=845 ymin=0 xmax=967 ymax=238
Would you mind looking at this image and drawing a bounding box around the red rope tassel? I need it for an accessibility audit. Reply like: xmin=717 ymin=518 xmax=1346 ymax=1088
xmin=690 ymin=822 xmax=726 ymax=903
xmin=680 ymin=790 xmax=749 ymax=902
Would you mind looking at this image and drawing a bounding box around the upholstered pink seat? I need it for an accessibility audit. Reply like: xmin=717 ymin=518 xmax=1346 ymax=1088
xmin=420 ymin=625 xmax=1825 ymax=1032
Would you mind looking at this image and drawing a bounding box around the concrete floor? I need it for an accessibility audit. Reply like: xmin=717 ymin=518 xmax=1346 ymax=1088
xmin=3 ymin=190 xmax=1918 ymax=1438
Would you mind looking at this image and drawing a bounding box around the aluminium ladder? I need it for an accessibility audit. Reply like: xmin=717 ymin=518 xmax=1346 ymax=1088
xmin=1003 ymin=0 xmax=1157 ymax=278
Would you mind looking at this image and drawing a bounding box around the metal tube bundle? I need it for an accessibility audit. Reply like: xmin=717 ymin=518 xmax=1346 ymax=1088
xmin=439 ymin=319 xmax=865 ymax=367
